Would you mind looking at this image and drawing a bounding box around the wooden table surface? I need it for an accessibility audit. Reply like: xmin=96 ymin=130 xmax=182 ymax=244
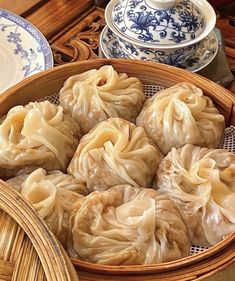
xmin=1 ymin=0 xmax=235 ymax=92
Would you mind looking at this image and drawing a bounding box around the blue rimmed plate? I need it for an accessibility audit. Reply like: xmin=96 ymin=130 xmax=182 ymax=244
xmin=0 ymin=9 xmax=53 ymax=93
xmin=99 ymin=26 xmax=218 ymax=73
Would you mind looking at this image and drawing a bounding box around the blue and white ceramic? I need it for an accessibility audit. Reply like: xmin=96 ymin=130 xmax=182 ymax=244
xmin=105 ymin=0 xmax=216 ymax=49
xmin=100 ymin=25 xmax=218 ymax=73
xmin=117 ymin=28 xmax=200 ymax=65
xmin=0 ymin=9 xmax=53 ymax=93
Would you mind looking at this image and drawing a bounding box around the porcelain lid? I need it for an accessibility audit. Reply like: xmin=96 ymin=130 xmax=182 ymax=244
xmin=110 ymin=0 xmax=205 ymax=47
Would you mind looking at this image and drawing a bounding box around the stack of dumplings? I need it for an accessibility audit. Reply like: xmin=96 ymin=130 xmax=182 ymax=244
xmin=1 ymin=65 xmax=234 ymax=267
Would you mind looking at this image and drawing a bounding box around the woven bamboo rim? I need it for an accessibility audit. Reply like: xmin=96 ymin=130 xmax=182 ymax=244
xmin=1 ymin=59 xmax=235 ymax=280
xmin=0 ymin=180 xmax=78 ymax=281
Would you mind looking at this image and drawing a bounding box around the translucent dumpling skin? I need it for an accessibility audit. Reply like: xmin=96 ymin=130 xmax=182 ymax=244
xmin=68 ymin=185 xmax=190 ymax=265
xmin=0 ymin=101 xmax=80 ymax=179
xmin=137 ymin=83 xmax=225 ymax=155
xmin=59 ymin=65 xmax=145 ymax=134
xmin=157 ymin=144 xmax=235 ymax=246
xmin=68 ymin=118 xmax=163 ymax=192
xmin=6 ymin=168 xmax=85 ymax=246
xmin=7 ymin=169 xmax=88 ymax=195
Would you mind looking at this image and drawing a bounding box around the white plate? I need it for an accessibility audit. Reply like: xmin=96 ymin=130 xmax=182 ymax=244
xmin=0 ymin=9 xmax=53 ymax=93
xmin=99 ymin=26 xmax=218 ymax=73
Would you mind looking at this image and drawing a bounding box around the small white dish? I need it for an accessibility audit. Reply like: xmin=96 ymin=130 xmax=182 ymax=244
xmin=99 ymin=26 xmax=218 ymax=73
xmin=0 ymin=9 xmax=53 ymax=94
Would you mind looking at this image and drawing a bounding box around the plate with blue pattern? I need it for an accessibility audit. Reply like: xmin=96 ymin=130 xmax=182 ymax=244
xmin=0 ymin=9 xmax=53 ymax=93
xmin=100 ymin=26 xmax=218 ymax=73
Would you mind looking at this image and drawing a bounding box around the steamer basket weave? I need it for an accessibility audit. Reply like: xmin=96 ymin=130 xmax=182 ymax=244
xmin=1 ymin=59 xmax=235 ymax=281
xmin=0 ymin=180 xmax=78 ymax=281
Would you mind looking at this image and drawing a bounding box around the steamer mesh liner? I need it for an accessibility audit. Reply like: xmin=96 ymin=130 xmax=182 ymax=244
xmin=38 ymin=84 xmax=234 ymax=256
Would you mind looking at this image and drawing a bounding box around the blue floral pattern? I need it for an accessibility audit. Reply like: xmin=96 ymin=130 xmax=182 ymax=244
xmin=7 ymin=31 xmax=22 ymax=44
xmin=112 ymin=0 xmax=205 ymax=45
xmin=100 ymin=27 xmax=218 ymax=72
xmin=0 ymin=9 xmax=53 ymax=78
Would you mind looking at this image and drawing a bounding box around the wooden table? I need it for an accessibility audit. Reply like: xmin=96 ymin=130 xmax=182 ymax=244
xmin=1 ymin=0 xmax=235 ymax=90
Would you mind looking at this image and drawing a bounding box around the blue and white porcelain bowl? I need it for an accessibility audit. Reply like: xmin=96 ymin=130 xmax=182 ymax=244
xmin=100 ymin=26 xmax=200 ymax=68
xmin=116 ymin=29 xmax=199 ymax=66
xmin=100 ymin=25 xmax=218 ymax=72
xmin=105 ymin=0 xmax=216 ymax=49
xmin=103 ymin=0 xmax=216 ymax=68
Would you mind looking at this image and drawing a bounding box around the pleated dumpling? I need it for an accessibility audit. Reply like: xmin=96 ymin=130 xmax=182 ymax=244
xmin=7 ymin=168 xmax=86 ymax=246
xmin=0 ymin=101 xmax=80 ymax=179
xmin=137 ymin=83 xmax=225 ymax=155
xmin=59 ymin=65 xmax=145 ymax=134
xmin=68 ymin=118 xmax=163 ymax=192
xmin=68 ymin=185 xmax=190 ymax=265
xmin=7 ymin=169 xmax=88 ymax=195
xmin=157 ymin=144 xmax=235 ymax=246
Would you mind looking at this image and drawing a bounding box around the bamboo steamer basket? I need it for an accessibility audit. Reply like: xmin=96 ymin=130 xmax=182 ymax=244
xmin=1 ymin=59 xmax=235 ymax=281
xmin=0 ymin=180 xmax=78 ymax=281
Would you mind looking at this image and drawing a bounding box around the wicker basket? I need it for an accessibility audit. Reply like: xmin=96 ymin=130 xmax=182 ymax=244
xmin=1 ymin=59 xmax=235 ymax=281
xmin=0 ymin=180 xmax=78 ymax=281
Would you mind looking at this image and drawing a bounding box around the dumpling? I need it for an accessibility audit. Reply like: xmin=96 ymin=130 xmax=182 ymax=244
xmin=68 ymin=118 xmax=163 ymax=192
xmin=6 ymin=169 xmax=88 ymax=195
xmin=156 ymin=144 xmax=235 ymax=246
xmin=59 ymin=65 xmax=145 ymax=134
xmin=68 ymin=185 xmax=190 ymax=265
xmin=6 ymin=168 xmax=85 ymax=246
xmin=0 ymin=101 xmax=80 ymax=179
xmin=136 ymin=82 xmax=225 ymax=155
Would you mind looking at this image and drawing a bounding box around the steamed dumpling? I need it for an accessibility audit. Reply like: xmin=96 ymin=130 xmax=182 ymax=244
xmin=68 ymin=185 xmax=190 ymax=265
xmin=7 ymin=169 xmax=88 ymax=195
xmin=0 ymin=101 xmax=80 ymax=179
xmin=157 ymin=144 xmax=235 ymax=246
xmin=68 ymin=118 xmax=162 ymax=192
xmin=6 ymin=168 xmax=85 ymax=246
xmin=137 ymin=83 xmax=225 ymax=155
xmin=59 ymin=65 xmax=145 ymax=134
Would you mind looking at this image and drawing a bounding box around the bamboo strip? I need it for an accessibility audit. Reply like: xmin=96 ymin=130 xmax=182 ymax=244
xmin=0 ymin=260 xmax=14 ymax=281
xmin=0 ymin=210 xmax=25 ymax=262
xmin=0 ymin=181 xmax=78 ymax=281
xmin=196 ymin=258 xmax=235 ymax=281
xmin=11 ymin=238 xmax=45 ymax=281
